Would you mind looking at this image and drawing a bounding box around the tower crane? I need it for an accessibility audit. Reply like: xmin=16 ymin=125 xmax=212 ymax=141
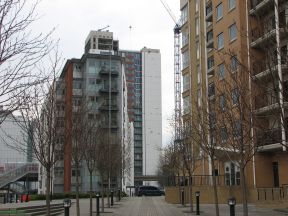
xmin=159 ymin=0 xmax=182 ymax=142
xmin=97 ymin=25 xmax=110 ymax=31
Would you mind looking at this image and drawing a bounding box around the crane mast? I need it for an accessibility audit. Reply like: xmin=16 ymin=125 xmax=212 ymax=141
xmin=160 ymin=0 xmax=182 ymax=142
xmin=173 ymin=25 xmax=182 ymax=142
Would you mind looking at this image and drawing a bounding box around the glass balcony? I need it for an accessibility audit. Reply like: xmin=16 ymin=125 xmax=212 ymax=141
xmin=206 ymin=4 xmax=213 ymax=22
xmin=252 ymin=56 xmax=288 ymax=81
xmin=256 ymin=127 xmax=286 ymax=150
xmin=250 ymin=0 xmax=274 ymax=16
xmin=254 ymin=90 xmax=288 ymax=115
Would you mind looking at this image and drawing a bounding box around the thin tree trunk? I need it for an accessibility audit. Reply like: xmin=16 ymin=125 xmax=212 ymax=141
xmin=89 ymin=171 xmax=93 ymax=216
xmin=240 ymin=163 xmax=248 ymax=216
xmin=101 ymin=181 xmax=104 ymax=212
xmin=76 ymin=166 xmax=80 ymax=216
xmin=107 ymin=172 xmax=110 ymax=207
xmin=188 ymin=173 xmax=193 ymax=213
xmin=45 ymin=168 xmax=51 ymax=216
xmin=211 ymin=160 xmax=220 ymax=216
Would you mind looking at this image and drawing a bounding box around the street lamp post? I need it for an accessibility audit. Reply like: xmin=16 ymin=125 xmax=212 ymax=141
xmin=195 ymin=191 xmax=200 ymax=215
xmin=63 ymin=198 xmax=71 ymax=216
xmin=228 ymin=197 xmax=236 ymax=216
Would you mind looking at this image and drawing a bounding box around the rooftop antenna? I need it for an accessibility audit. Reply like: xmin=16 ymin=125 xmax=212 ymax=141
xmin=129 ymin=25 xmax=133 ymax=49
xmin=97 ymin=25 xmax=110 ymax=31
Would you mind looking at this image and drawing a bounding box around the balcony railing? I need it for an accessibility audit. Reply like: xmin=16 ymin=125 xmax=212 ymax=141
xmin=254 ymin=91 xmax=287 ymax=110
xmin=99 ymin=66 xmax=119 ymax=76
xmin=252 ymin=56 xmax=288 ymax=77
xmin=251 ymin=21 xmax=287 ymax=48
xmin=206 ymin=5 xmax=213 ymax=22
xmin=99 ymin=103 xmax=118 ymax=111
xmin=99 ymin=86 xmax=118 ymax=93
xmin=250 ymin=0 xmax=274 ymax=15
xmin=208 ymin=84 xmax=215 ymax=99
xmin=256 ymin=127 xmax=286 ymax=146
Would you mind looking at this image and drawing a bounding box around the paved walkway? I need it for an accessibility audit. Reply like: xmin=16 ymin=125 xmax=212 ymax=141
xmin=62 ymin=197 xmax=288 ymax=216
xmin=1 ymin=196 xmax=288 ymax=215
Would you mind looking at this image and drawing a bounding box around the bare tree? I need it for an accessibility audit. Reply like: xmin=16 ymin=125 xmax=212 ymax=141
xmin=0 ymin=0 xmax=55 ymax=124
xmin=158 ymin=140 xmax=181 ymax=187
xmin=3 ymin=49 xmax=62 ymax=216
xmin=69 ymin=100 xmax=91 ymax=216
xmin=84 ymin=121 xmax=103 ymax=216
xmin=189 ymin=102 xmax=220 ymax=216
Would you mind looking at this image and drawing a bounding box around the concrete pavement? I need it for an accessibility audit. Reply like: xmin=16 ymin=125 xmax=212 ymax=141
xmin=60 ymin=196 xmax=288 ymax=216
xmin=1 ymin=196 xmax=288 ymax=215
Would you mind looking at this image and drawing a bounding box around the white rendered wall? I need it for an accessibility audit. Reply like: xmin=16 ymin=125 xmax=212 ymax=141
xmin=0 ymin=115 xmax=27 ymax=164
xmin=141 ymin=48 xmax=162 ymax=185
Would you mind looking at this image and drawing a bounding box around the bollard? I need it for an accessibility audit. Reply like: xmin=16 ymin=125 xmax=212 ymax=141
xmin=195 ymin=191 xmax=200 ymax=215
xmin=96 ymin=193 xmax=100 ymax=216
xmin=118 ymin=189 xmax=121 ymax=201
xmin=111 ymin=190 xmax=114 ymax=206
xmin=63 ymin=198 xmax=71 ymax=216
xmin=181 ymin=188 xmax=184 ymax=206
xmin=228 ymin=197 xmax=236 ymax=216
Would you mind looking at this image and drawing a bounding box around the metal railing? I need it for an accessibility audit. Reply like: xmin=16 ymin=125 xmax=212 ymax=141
xmin=0 ymin=163 xmax=38 ymax=189
xmin=256 ymin=127 xmax=283 ymax=146
xmin=165 ymin=175 xmax=226 ymax=187
xmin=257 ymin=186 xmax=288 ymax=201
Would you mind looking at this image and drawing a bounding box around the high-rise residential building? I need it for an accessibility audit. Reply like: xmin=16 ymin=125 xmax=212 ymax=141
xmin=120 ymin=48 xmax=162 ymax=186
xmin=45 ymin=30 xmax=133 ymax=193
xmin=179 ymin=0 xmax=288 ymax=199
xmin=46 ymin=30 xmax=162 ymax=193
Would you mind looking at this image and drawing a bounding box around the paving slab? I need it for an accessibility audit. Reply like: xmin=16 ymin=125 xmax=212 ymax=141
xmin=2 ymin=196 xmax=288 ymax=216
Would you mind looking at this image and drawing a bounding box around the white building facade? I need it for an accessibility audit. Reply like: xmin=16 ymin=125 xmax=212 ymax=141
xmin=141 ymin=48 xmax=162 ymax=186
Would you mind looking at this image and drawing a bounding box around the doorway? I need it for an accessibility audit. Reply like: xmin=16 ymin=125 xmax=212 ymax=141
xmin=272 ymin=162 xmax=279 ymax=187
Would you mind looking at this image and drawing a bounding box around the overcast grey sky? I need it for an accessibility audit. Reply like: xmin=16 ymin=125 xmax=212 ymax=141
xmin=34 ymin=0 xmax=180 ymax=146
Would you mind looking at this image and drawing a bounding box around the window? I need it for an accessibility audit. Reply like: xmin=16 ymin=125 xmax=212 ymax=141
xmin=225 ymin=162 xmax=240 ymax=186
xmin=208 ymin=83 xmax=215 ymax=98
xmin=231 ymin=88 xmax=239 ymax=105
xmin=181 ymin=4 xmax=188 ymax=24
xmin=220 ymin=94 xmax=226 ymax=111
xmin=72 ymin=169 xmax=80 ymax=177
xmin=182 ymin=51 xmax=189 ymax=69
xmin=207 ymin=30 xmax=213 ymax=43
xmin=218 ymin=63 xmax=225 ymax=80
xmin=183 ymin=96 xmax=190 ymax=114
xmin=182 ymin=32 xmax=189 ymax=47
xmin=231 ymin=56 xmax=238 ymax=72
xmin=216 ymin=3 xmax=223 ymax=21
xmin=228 ymin=0 xmax=236 ymax=10
xmin=73 ymin=80 xmax=82 ymax=89
xmin=234 ymin=120 xmax=242 ymax=139
xmin=207 ymin=57 xmax=214 ymax=71
xmin=209 ymin=112 xmax=216 ymax=129
xmin=217 ymin=32 xmax=224 ymax=50
xmin=229 ymin=23 xmax=237 ymax=41
xmin=183 ymin=73 xmax=190 ymax=91
xmin=197 ymin=65 xmax=201 ymax=84
xmin=220 ymin=127 xmax=228 ymax=143
xmin=206 ymin=4 xmax=212 ymax=16
xmin=195 ymin=17 xmax=199 ymax=36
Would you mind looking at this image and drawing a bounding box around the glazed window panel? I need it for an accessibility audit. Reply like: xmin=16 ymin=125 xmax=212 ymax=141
xmin=216 ymin=3 xmax=223 ymax=21
xmin=229 ymin=23 xmax=237 ymax=41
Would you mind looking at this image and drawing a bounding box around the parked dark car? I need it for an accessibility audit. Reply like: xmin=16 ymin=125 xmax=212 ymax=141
xmin=137 ymin=186 xmax=165 ymax=196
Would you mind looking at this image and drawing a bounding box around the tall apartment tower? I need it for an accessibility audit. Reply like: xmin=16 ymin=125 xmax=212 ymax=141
xmin=120 ymin=48 xmax=162 ymax=186
xmin=180 ymin=0 xmax=288 ymax=193
xmin=46 ymin=30 xmax=162 ymax=193
xmin=48 ymin=30 xmax=133 ymax=193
